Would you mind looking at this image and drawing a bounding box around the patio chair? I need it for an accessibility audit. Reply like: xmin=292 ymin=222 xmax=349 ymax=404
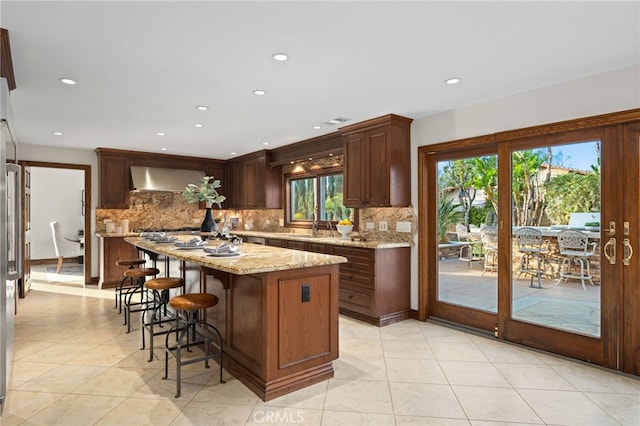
xmin=457 ymin=230 xmax=483 ymax=268
xmin=515 ymin=227 xmax=550 ymax=288
xmin=480 ymin=226 xmax=498 ymax=275
xmin=556 ymin=229 xmax=597 ymax=290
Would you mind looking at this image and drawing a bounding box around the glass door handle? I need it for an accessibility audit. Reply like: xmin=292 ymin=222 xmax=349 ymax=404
xmin=604 ymin=237 xmax=616 ymax=265
xmin=623 ymin=238 xmax=633 ymax=266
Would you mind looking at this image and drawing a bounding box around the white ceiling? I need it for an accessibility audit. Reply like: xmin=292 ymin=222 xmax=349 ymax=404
xmin=1 ymin=1 xmax=638 ymax=159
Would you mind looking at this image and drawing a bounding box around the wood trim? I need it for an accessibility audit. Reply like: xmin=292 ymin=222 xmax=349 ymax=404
xmin=95 ymin=147 xmax=225 ymax=166
xmin=0 ymin=28 xmax=16 ymax=90
xmin=18 ymin=160 xmax=92 ymax=287
xmin=338 ymin=113 xmax=413 ymax=135
xmin=420 ymin=108 xmax=640 ymax=153
xmin=269 ymin=132 xmax=343 ymax=166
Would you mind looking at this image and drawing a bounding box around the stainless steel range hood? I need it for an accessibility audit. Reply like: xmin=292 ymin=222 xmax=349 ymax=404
xmin=130 ymin=166 xmax=205 ymax=192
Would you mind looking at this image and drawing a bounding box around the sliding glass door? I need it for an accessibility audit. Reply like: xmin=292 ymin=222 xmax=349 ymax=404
xmin=419 ymin=110 xmax=640 ymax=372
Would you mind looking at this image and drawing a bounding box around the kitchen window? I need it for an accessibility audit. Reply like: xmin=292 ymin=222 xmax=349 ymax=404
xmin=286 ymin=170 xmax=355 ymax=228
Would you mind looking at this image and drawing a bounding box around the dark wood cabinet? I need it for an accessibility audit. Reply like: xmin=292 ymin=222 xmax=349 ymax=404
xmin=98 ymin=154 xmax=130 ymax=209
xmin=96 ymin=148 xmax=225 ymax=209
xmin=226 ymin=151 xmax=282 ymax=209
xmin=262 ymin=236 xmax=410 ymax=326
xmin=98 ymin=236 xmax=140 ymax=288
xmin=339 ymin=114 xmax=413 ymax=208
xmin=334 ymin=245 xmax=411 ymax=326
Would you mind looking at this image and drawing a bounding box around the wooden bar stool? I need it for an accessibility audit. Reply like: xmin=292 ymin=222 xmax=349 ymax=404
xmin=141 ymin=277 xmax=184 ymax=362
xmin=123 ymin=267 xmax=159 ymax=333
xmin=114 ymin=258 xmax=146 ymax=313
xmin=164 ymin=293 xmax=224 ymax=398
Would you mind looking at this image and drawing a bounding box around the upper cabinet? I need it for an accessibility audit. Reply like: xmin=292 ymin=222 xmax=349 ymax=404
xmin=96 ymin=148 xmax=225 ymax=209
xmin=225 ymin=150 xmax=282 ymax=209
xmin=339 ymin=114 xmax=413 ymax=207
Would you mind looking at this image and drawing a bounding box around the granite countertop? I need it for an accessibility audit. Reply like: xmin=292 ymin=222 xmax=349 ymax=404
xmin=96 ymin=232 xmax=140 ymax=238
xmin=230 ymin=230 xmax=412 ymax=249
xmin=125 ymin=236 xmax=347 ymax=275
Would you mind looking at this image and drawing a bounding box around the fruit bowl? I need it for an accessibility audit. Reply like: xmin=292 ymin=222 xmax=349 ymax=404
xmin=336 ymin=224 xmax=353 ymax=240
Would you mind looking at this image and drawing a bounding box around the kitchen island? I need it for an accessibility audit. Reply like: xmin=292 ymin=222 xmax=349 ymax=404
xmin=125 ymin=236 xmax=347 ymax=401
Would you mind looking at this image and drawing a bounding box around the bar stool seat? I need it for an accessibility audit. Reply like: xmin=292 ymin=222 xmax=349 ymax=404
xmin=141 ymin=277 xmax=184 ymax=362
xmin=123 ymin=267 xmax=159 ymax=333
xmin=114 ymin=258 xmax=147 ymax=312
xmin=164 ymin=293 xmax=224 ymax=398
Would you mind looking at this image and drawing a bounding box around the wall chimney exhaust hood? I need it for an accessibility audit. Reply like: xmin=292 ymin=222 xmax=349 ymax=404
xmin=130 ymin=166 xmax=205 ymax=192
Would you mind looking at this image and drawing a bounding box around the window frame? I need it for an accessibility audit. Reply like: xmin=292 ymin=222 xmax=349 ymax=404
xmin=285 ymin=166 xmax=357 ymax=229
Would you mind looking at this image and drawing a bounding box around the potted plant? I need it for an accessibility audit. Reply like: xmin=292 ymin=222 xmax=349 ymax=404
xmin=183 ymin=176 xmax=226 ymax=237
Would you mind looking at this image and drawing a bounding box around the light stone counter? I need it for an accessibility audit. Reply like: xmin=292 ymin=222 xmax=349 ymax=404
xmin=230 ymin=230 xmax=412 ymax=249
xmin=125 ymin=236 xmax=347 ymax=275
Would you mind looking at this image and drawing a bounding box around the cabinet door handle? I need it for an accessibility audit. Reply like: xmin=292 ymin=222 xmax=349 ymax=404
xmin=623 ymin=238 xmax=633 ymax=266
xmin=604 ymin=237 xmax=616 ymax=265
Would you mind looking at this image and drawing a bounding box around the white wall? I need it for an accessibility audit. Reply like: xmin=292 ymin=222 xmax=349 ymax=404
xmin=30 ymin=167 xmax=84 ymax=259
xmin=408 ymin=65 xmax=640 ymax=309
xmin=18 ymin=144 xmax=98 ymax=277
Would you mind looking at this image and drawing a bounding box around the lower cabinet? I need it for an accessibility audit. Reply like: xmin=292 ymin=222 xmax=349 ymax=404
xmin=265 ymin=238 xmax=410 ymax=326
xmin=98 ymin=236 xmax=141 ymax=288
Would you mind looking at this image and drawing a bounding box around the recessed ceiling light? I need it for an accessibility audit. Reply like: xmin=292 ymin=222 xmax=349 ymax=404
xmin=53 ymin=131 xmax=63 ymax=136
xmin=445 ymin=77 xmax=461 ymax=85
xmin=272 ymin=53 xmax=288 ymax=62
xmin=313 ymin=125 xmax=322 ymax=129
xmin=262 ymin=142 xmax=269 ymax=146
xmin=59 ymin=78 xmax=76 ymax=85
xmin=230 ymin=151 xmax=237 ymax=155
xmin=157 ymin=132 xmax=165 ymax=136
xmin=194 ymin=123 xmax=204 ymax=128
xmin=160 ymin=148 xmax=168 ymax=151
xmin=196 ymin=106 xmax=208 ymax=111
xmin=253 ymin=89 xmax=266 ymax=96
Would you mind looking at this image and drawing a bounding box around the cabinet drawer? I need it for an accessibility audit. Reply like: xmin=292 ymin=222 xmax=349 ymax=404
xmin=340 ymin=272 xmax=374 ymax=288
xmin=332 ymin=246 xmax=372 ymax=262
xmin=341 ymin=259 xmax=373 ymax=274
xmin=339 ymin=287 xmax=372 ymax=315
xmin=265 ymin=238 xmax=284 ymax=247
xmin=305 ymin=242 xmax=330 ymax=253
xmin=285 ymin=240 xmax=306 ymax=251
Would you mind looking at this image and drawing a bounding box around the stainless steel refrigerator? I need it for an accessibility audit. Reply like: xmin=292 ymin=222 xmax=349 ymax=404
xmin=0 ymin=77 xmax=20 ymax=415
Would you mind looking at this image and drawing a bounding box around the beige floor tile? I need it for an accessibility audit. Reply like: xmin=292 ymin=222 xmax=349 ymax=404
xmin=338 ymin=337 xmax=384 ymax=358
xmin=67 ymin=344 xmax=141 ymax=367
xmin=585 ymin=391 xmax=640 ymax=426
xmin=72 ymin=366 xmax=159 ymax=397
xmin=94 ymin=397 xmax=188 ymax=426
xmin=246 ymin=407 xmax=322 ymax=425
xmin=192 ymin=375 xmax=259 ymax=406
xmin=0 ymin=390 xmax=65 ymax=425
xmin=389 ymin=382 xmax=466 ymax=419
xmin=493 ymin=362 xmax=575 ymax=390
xmin=332 ymin=354 xmax=388 ymax=381
xmin=381 ymin=338 xmax=435 ymax=359
xmin=551 ymin=363 xmax=640 ymax=393
xmin=418 ymin=323 xmax=475 ymax=344
xmin=439 ymin=361 xmax=511 ymax=387
xmin=257 ymin=381 xmax=328 ymax=410
xmin=385 ymin=358 xmax=447 ymax=384
xmin=15 ymin=363 xmax=108 ymax=393
xmin=321 ymin=410 xmax=395 ymax=425
xmin=19 ymin=341 xmax=97 ymax=364
xmin=130 ymin=369 xmax=210 ymax=401
xmin=395 ymin=415 xmax=471 ymax=425
xmin=11 ymin=340 xmax=55 ymax=361
xmin=429 ymin=342 xmax=489 ymax=362
xmin=518 ymin=388 xmax=619 ymax=425
xmin=8 ymin=361 xmax=60 ymax=389
xmin=324 ymin=379 xmax=393 ymax=414
xmin=24 ymin=394 xmax=124 ymax=425
xmin=452 ymin=385 xmax=542 ymax=424
xmin=476 ymin=343 xmax=545 ymax=364
xmin=169 ymin=401 xmax=255 ymax=425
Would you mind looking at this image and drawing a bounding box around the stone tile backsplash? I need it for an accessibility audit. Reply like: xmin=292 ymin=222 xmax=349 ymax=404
xmin=96 ymin=192 xmax=416 ymax=244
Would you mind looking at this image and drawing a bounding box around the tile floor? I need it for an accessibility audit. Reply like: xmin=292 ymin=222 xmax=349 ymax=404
xmin=2 ymin=267 xmax=639 ymax=425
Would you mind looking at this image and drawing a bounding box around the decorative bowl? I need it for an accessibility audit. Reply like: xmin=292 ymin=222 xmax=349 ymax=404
xmin=336 ymin=224 xmax=353 ymax=240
